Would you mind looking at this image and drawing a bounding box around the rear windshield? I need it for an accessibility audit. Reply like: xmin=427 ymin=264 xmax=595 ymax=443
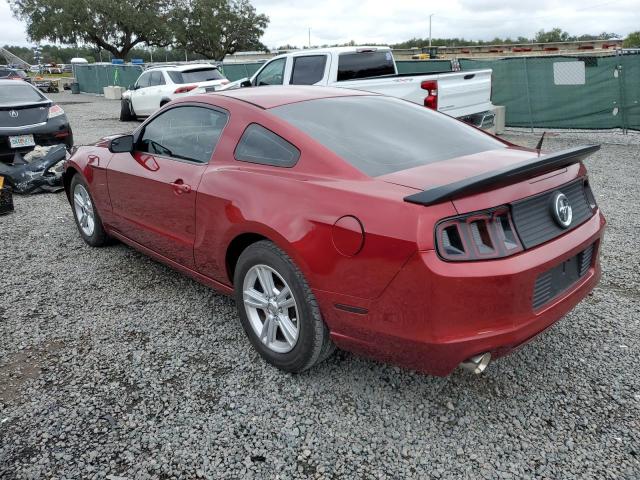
xmin=0 ymin=84 xmax=45 ymax=104
xmin=270 ymin=96 xmax=505 ymax=177
xmin=168 ymin=68 xmax=224 ymax=84
xmin=337 ymin=51 xmax=395 ymax=81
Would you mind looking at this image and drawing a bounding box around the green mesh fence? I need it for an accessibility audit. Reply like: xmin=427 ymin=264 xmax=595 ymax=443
xmin=219 ymin=63 xmax=263 ymax=82
xmin=396 ymin=60 xmax=452 ymax=74
xmin=74 ymin=64 xmax=144 ymax=94
xmin=460 ymin=55 xmax=640 ymax=131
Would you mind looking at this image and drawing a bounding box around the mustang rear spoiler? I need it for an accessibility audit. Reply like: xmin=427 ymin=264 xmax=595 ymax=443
xmin=403 ymin=145 xmax=600 ymax=206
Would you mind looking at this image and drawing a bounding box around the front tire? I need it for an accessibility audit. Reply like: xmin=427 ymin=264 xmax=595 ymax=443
xmin=119 ymin=99 xmax=135 ymax=121
xmin=234 ymin=240 xmax=334 ymax=373
xmin=70 ymin=174 xmax=109 ymax=247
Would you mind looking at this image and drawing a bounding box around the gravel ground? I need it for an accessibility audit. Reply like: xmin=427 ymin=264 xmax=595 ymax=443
xmin=0 ymin=93 xmax=639 ymax=479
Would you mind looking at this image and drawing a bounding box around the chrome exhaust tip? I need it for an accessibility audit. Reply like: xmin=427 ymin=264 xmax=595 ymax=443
xmin=460 ymin=352 xmax=491 ymax=374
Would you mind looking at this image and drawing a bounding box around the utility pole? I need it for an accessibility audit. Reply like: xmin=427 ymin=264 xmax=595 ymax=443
xmin=429 ymin=14 xmax=434 ymax=48
xmin=308 ymin=28 xmax=311 ymax=48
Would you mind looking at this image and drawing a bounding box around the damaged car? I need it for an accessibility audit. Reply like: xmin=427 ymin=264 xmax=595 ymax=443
xmin=0 ymin=79 xmax=73 ymax=161
xmin=0 ymin=144 xmax=67 ymax=194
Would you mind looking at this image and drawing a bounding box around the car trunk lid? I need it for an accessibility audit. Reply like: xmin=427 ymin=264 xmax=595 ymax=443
xmin=379 ymin=145 xmax=599 ymax=212
xmin=0 ymin=101 xmax=50 ymax=128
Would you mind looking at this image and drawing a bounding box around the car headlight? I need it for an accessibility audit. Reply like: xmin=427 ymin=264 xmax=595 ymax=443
xmin=48 ymin=104 xmax=65 ymax=119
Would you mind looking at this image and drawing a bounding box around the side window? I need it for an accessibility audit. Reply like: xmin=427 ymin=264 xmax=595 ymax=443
xmin=235 ymin=124 xmax=300 ymax=168
xmin=254 ymin=58 xmax=286 ymax=86
xmin=137 ymin=106 xmax=228 ymax=163
xmin=149 ymin=71 xmax=165 ymax=86
xmin=290 ymin=55 xmax=327 ymax=85
xmin=136 ymin=72 xmax=151 ymax=88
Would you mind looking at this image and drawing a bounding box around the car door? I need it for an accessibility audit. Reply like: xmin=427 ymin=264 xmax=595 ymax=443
xmin=130 ymin=71 xmax=151 ymax=115
xmin=253 ymin=57 xmax=287 ymax=86
xmin=107 ymin=104 xmax=229 ymax=268
xmin=145 ymin=71 xmax=167 ymax=112
xmin=287 ymin=55 xmax=329 ymax=85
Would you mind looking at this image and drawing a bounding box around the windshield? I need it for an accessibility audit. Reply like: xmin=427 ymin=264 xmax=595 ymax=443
xmin=168 ymin=68 xmax=224 ymax=84
xmin=0 ymin=84 xmax=45 ymax=104
xmin=271 ymin=96 xmax=506 ymax=177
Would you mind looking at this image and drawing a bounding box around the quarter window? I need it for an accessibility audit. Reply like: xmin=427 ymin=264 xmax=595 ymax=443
xmin=235 ymin=124 xmax=300 ymax=168
xmin=290 ymin=55 xmax=327 ymax=85
xmin=254 ymin=58 xmax=286 ymax=86
xmin=137 ymin=106 xmax=228 ymax=163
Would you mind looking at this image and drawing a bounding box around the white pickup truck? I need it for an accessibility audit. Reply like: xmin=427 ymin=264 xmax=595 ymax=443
xmin=224 ymin=46 xmax=496 ymax=130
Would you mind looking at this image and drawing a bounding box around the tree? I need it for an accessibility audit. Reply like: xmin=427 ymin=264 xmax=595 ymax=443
xmin=623 ymin=31 xmax=640 ymax=48
xmin=10 ymin=0 xmax=174 ymax=59
xmin=173 ymin=0 xmax=269 ymax=61
xmin=534 ymin=28 xmax=571 ymax=43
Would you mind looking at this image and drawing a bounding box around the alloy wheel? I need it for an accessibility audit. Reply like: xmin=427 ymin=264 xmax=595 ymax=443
xmin=73 ymin=183 xmax=95 ymax=237
xmin=242 ymin=264 xmax=299 ymax=354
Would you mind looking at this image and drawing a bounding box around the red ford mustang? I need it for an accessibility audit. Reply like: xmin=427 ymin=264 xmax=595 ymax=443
xmin=64 ymin=86 xmax=605 ymax=376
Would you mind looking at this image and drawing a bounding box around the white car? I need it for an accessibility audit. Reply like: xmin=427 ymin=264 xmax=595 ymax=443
xmin=120 ymin=64 xmax=229 ymax=121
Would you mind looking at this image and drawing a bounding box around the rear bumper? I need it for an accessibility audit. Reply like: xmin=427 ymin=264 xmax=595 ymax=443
xmin=317 ymin=211 xmax=605 ymax=376
xmin=0 ymin=116 xmax=73 ymax=158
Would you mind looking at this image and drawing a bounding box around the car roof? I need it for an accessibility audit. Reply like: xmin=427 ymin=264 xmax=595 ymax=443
xmin=146 ymin=64 xmax=218 ymax=72
xmin=276 ymin=46 xmax=392 ymax=56
xmin=215 ymin=85 xmax=376 ymax=109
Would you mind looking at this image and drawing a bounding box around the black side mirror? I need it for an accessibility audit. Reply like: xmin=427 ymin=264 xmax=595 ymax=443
xmin=109 ymin=134 xmax=134 ymax=153
xmin=240 ymin=79 xmax=252 ymax=88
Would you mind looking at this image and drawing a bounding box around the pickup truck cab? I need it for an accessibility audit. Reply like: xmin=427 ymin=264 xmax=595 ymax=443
xmin=224 ymin=46 xmax=495 ymax=129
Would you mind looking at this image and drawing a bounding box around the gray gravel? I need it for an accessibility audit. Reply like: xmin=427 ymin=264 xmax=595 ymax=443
xmin=1 ymin=92 xmax=639 ymax=479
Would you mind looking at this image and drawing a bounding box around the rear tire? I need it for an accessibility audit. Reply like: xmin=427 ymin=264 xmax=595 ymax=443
xmin=70 ymin=174 xmax=109 ymax=247
xmin=119 ymin=99 xmax=135 ymax=121
xmin=234 ymin=240 xmax=334 ymax=373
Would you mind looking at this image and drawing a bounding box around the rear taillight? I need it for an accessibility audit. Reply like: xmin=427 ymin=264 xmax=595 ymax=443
xmin=174 ymin=84 xmax=198 ymax=94
xmin=48 ymin=104 xmax=65 ymax=118
xmin=435 ymin=207 xmax=523 ymax=261
xmin=421 ymin=80 xmax=438 ymax=110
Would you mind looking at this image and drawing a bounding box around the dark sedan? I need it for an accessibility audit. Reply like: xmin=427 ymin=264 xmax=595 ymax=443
xmin=0 ymin=67 xmax=32 ymax=83
xmin=0 ymin=79 xmax=73 ymax=160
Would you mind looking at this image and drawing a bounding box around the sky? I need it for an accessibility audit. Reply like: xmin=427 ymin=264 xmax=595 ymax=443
xmin=1 ymin=0 xmax=639 ymax=49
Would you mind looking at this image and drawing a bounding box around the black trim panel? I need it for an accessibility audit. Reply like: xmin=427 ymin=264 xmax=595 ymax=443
xmin=334 ymin=303 xmax=369 ymax=315
xmin=404 ymin=145 xmax=600 ymax=206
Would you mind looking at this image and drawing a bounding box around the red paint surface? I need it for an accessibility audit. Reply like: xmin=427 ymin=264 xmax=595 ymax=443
xmin=64 ymin=86 xmax=605 ymax=376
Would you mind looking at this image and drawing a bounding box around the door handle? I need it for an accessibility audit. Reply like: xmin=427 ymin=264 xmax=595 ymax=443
xmin=170 ymin=179 xmax=191 ymax=195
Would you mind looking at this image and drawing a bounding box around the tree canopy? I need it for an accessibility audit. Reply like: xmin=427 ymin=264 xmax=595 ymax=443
xmin=10 ymin=0 xmax=269 ymax=60
xmin=10 ymin=0 xmax=175 ymax=59
xmin=172 ymin=0 xmax=269 ymax=61
xmin=623 ymin=31 xmax=640 ymax=48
